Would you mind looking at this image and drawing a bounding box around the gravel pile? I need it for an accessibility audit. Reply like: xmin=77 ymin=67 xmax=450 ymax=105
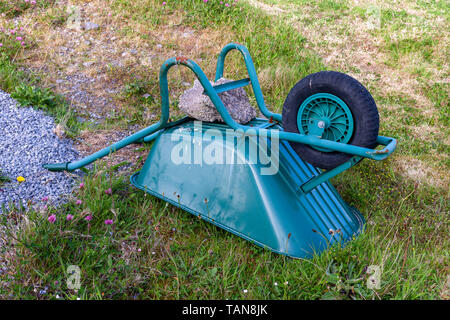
xmin=0 ymin=90 xmax=81 ymax=209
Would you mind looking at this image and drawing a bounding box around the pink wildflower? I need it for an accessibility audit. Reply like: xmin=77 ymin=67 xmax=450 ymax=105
xmin=79 ymin=182 xmax=85 ymax=189
xmin=66 ymin=214 xmax=74 ymax=221
xmin=48 ymin=214 xmax=56 ymax=223
xmin=85 ymin=215 xmax=92 ymax=221
xmin=76 ymin=199 xmax=82 ymax=205
xmin=105 ymin=188 xmax=112 ymax=195
xmin=104 ymin=219 xmax=114 ymax=225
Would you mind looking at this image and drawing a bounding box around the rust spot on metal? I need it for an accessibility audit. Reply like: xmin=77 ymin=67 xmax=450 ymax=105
xmin=373 ymin=149 xmax=389 ymax=154
xmin=176 ymin=56 xmax=189 ymax=64
xmin=268 ymin=116 xmax=273 ymax=123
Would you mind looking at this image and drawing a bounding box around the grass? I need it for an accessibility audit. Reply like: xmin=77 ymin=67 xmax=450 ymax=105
xmin=0 ymin=159 xmax=447 ymax=299
xmin=0 ymin=171 xmax=10 ymax=187
xmin=0 ymin=5 xmax=83 ymax=138
xmin=0 ymin=0 xmax=448 ymax=300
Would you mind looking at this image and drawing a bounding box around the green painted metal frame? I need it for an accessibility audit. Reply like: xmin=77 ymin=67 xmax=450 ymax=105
xmin=299 ymin=156 xmax=362 ymax=194
xmin=43 ymin=42 xmax=397 ymax=193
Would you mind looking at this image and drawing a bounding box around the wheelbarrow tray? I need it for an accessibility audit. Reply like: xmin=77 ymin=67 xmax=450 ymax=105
xmin=130 ymin=118 xmax=364 ymax=259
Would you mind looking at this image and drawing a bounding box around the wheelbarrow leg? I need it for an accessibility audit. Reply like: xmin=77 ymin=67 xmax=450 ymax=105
xmin=298 ymin=156 xmax=362 ymax=194
xmin=43 ymin=122 xmax=164 ymax=172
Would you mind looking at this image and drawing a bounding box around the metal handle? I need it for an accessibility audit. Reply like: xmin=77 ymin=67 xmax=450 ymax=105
xmin=215 ymin=43 xmax=281 ymax=122
xmin=43 ymin=43 xmax=397 ymax=173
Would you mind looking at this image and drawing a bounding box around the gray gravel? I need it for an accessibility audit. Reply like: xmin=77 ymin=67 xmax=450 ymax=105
xmin=0 ymin=90 xmax=80 ymax=209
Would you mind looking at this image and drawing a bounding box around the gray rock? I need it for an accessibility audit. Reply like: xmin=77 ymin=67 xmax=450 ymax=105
xmin=178 ymin=78 xmax=256 ymax=124
xmin=84 ymin=22 xmax=99 ymax=31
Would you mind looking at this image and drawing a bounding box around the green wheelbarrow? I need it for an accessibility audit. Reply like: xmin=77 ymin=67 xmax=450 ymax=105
xmin=44 ymin=43 xmax=397 ymax=258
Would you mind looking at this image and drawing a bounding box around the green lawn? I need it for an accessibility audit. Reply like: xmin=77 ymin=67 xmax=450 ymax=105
xmin=0 ymin=0 xmax=448 ymax=300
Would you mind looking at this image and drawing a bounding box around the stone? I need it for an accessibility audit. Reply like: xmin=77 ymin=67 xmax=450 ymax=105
xmin=178 ymin=78 xmax=256 ymax=124
xmin=141 ymin=56 xmax=152 ymax=66
xmin=53 ymin=124 xmax=65 ymax=139
xmin=84 ymin=22 xmax=99 ymax=31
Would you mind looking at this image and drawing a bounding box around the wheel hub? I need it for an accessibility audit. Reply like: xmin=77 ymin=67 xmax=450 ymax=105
xmin=317 ymin=120 xmax=326 ymax=129
xmin=297 ymin=93 xmax=354 ymax=152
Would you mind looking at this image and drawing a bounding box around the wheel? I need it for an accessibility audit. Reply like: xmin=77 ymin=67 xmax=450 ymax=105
xmin=282 ymin=71 xmax=379 ymax=170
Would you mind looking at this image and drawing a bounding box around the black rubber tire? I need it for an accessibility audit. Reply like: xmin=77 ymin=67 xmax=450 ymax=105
xmin=282 ymin=71 xmax=379 ymax=170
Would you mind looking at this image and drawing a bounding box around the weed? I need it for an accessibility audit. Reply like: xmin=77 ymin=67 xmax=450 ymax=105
xmin=0 ymin=171 xmax=10 ymax=187
xmin=12 ymin=84 xmax=57 ymax=111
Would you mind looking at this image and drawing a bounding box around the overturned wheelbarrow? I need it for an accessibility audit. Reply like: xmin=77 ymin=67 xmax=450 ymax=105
xmin=44 ymin=43 xmax=396 ymax=258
